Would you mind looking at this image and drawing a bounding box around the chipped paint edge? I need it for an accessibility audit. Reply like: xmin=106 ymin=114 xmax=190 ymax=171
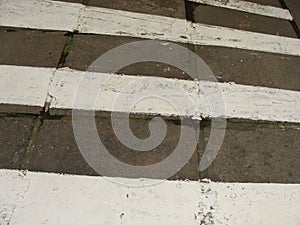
xmin=189 ymin=0 xmax=293 ymax=20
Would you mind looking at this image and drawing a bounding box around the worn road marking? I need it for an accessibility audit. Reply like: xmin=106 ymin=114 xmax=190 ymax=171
xmin=0 ymin=0 xmax=82 ymax=31
xmin=0 ymin=65 xmax=54 ymax=108
xmin=188 ymin=0 xmax=293 ymax=20
xmin=1 ymin=0 xmax=300 ymax=56
xmin=1 ymin=65 xmax=300 ymax=123
xmin=0 ymin=169 xmax=299 ymax=225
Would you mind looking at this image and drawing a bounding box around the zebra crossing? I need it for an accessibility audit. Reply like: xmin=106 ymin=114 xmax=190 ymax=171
xmin=0 ymin=0 xmax=300 ymax=224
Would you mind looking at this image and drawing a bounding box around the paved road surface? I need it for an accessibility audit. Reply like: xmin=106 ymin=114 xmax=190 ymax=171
xmin=0 ymin=0 xmax=300 ymax=224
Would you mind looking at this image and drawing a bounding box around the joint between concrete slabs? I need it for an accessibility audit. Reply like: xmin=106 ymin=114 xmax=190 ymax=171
xmin=57 ymin=33 xmax=74 ymax=68
xmin=198 ymin=123 xmax=207 ymax=179
xmin=184 ymin=0 xmax=197 ymax=22
xmin=20 ymin=118 xmax=44 ymax=170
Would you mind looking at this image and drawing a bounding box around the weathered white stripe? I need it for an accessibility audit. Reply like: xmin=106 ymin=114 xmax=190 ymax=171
xmin=1 ymin=65 xmax=299 ymax=123
xmin=0 ymin=0 xmax=82 ymax=31
xmin=0 ymin=169 xmax=299 ymax=225
xmin=79 ymin=6 xmax=300 ymax=56
xmin=49 ymin=67 xmax=300 ymax=123
xmin=0 ymin=65 xmax=54 ymax=107
xmin=191 ymin=22 xmax=300 ymax=54
xmin=1 ymin=0 xmax=300 ymax=56
xmin=189 ymin=0 xmax=293 ymax=20
xmin=50 ymin=68 xmax=203 ymax=119
xmin=202 ymin=81 xmax=300 ymax=122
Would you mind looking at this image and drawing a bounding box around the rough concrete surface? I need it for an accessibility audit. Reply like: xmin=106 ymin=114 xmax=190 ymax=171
xmin=195 ymin=46 xmax=300 ymax=91
xmin=193 ymin=4 xmax=296 ymax=37
xmin=28 ymin=117 xmax=200 ymax=180
xmin=65 ymin=34 xmax=192 ymax=79
xmin=87 ymin=0 xmax=186 ymax=19
xmin=0 ymin=29 xmax=67 ymax=67
xmin=200 ymin=121 xmax=300 ymax=183
xmin=0 ymin=117 xmax=35 ymax=169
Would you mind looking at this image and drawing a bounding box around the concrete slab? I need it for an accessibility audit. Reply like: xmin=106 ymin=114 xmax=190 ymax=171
xmin=0 ymin=104 xmax=42 ymax=115
xmin=195 ymin=46 xmax=300 ymax=91
xmin=0 ymin=30 xmax=67 ymax=67
xmin=95 ymin=115 xmax=200 ymax=180
xmin=65 ymin=34 xmax=300 ymax=90
xmin=87 ymin=0 xmax=186 ymax=19
xmin=28 ymin=119 xmax=98 ymax=176
xmin=0 ymin=117 xmax=35 ymax=169
xmin=193 ymin=5 xmax=296 ymax=37
xmin=65 ymin=34 xmax=192 ymax=80
xmin=28 ymin=117 xmax=200 ymax=180
xmin=200 ymin=121 xmax=300 ymax=183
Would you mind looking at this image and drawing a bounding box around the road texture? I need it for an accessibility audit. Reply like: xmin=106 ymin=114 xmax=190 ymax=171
xmin=0 ymin=0 xmax=300 ymax=224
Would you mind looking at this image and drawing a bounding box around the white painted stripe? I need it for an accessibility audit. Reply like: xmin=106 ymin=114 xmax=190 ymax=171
xmin=0 ymin=65 xmax=54 ymax=107
xmin=1 ymin=169 xmax=299 ymax=225
xmin=1 ymin=0 xmax=300 ymax=56
xmin=79 ymin=6 xmax=300 ymax=56
xmin=1 ymin=65 xmax=300 ymax=123
xmin=189 ymin=0 xmax=293 ymax=20
xmin=50 ymin=67 xmax=300 ymax=123
xmin=190 ymin=22 xmax=300 ymax=54
xmin=0 ymin=0 xmax=82 ymax=32
xmin=49 ymin=67 xmax=203 ymax=119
